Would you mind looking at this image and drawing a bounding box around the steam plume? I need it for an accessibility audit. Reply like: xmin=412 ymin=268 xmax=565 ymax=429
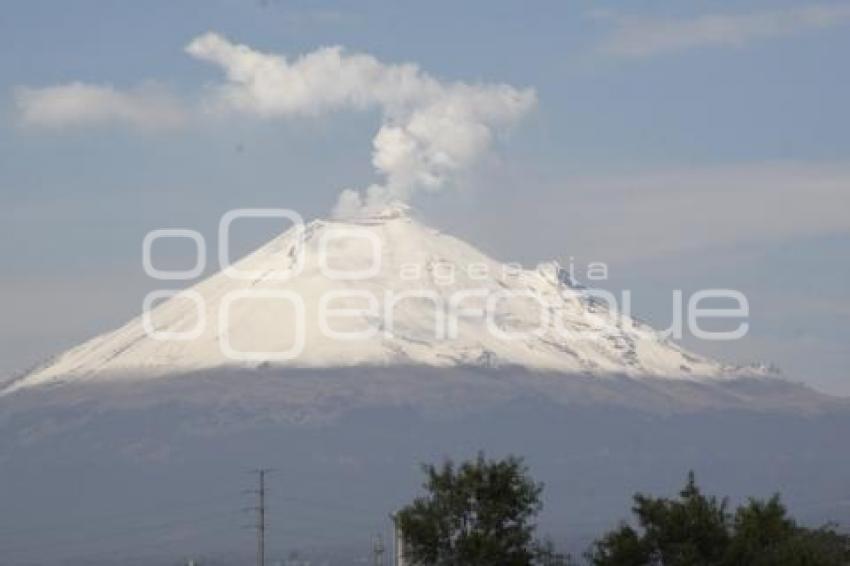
xmin=186 ymin=32 xmax=535 ymax=216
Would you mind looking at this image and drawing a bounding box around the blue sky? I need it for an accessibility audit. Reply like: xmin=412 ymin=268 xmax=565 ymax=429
xmin=1 ymin=0 xmax=849 ymax=393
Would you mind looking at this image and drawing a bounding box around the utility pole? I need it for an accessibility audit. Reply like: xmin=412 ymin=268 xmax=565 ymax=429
xmin=372 ymin=533 xmax=385 ymax=566
xmin=247 ymin=468 xmax=274 ymax=566
xmin=258 ymin=469 xmax=266 ymax=566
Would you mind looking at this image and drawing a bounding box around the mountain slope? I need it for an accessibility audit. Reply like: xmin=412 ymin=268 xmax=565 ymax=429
xmin=2 ymin=210 xmax=848 ymax=566
xmin=6 ymin=206 xmax=757 ymax=394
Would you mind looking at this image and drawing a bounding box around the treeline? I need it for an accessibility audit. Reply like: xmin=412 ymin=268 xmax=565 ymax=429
xmin=396 ymin=454 xmax=850 ymax=565
xmin=586 ymin=471 xmax=849 ymax=565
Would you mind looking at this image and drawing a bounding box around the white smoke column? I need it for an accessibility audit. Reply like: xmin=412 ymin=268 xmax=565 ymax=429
xmin=186 ymin=32 xmax=536 ymax=216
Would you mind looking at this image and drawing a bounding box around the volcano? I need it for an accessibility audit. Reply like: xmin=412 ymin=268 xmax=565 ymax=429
xmin=1 ymin=207 xmax=848 ymax=565
xmin=5 ymin=205 xmax=770 ymax=393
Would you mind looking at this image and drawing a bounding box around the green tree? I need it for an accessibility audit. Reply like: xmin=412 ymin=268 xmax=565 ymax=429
xmin=586 ymin=524 xmax=650 ymax=565
xmin=397 ymin=453 xmax=545 ymax=566
xmin=587 ymin=472 xmax=850 ymax=566
xmin=724 ymin=495 xmax=797 ymax=565
xmin=588 ymin=472 xmax=729 ymax=566
xmin=727 ymin=496 xmax=850 ymax=565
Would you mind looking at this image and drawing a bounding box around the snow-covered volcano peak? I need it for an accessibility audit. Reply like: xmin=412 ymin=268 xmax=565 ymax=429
xmin=5 ymin=211 xmax=743 ymax=394
xmin=331 ymin=199 xmax=412 ymax=224
xmin=361 ymin=200 xmax=412 ymax=221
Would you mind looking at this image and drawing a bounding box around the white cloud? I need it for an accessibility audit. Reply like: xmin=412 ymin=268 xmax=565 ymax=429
xmin=14 ymin=82 xmax=186 ymax=131
xmin=13 ymin=34 xmax=533 ymax=212
xmin=185 ymin=32 xmax=536 ymax=215
xmin=597 ymin=4 xmax=850 ymax=58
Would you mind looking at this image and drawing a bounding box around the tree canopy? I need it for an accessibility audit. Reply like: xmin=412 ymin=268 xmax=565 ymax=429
xmin=396 ymin=453 xmax=552 ymax=566
xmin=587 ymin=472 xmax=850 ymax=566
xmin=396 ymin=460 xmax=849 ymax=565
